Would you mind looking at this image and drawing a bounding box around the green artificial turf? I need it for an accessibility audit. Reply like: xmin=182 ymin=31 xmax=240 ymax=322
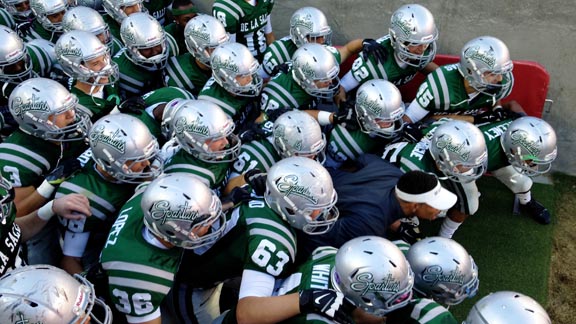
xmin=419 ymin=176 xmax=556 ymax=321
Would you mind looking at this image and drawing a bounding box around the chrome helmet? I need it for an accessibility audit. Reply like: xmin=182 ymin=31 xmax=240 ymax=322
xmin=272 ymin=110 xmax=326 ymax=163
xmin=102 ymin=0 xmax=144 ymax=24
xmin=0 ymin=264 xmax=112 ymax=324
xmin=184 ymin=14 xmax=229 ymax=66
xmin=264 ymin=156 xmax=338 ymax=234
xmin=459 ymin=36 xmax=514 ymax=96
xmin=29 ymin=0 xmax=68 ymax=32
xmin=9 ymin=77 xmax=91 ymax=141
xmin=291 ymin=43 xmax=340 ymax=99
xmin=171 ymin=99 xmax=241 ymax=162
xmin=332 ymin=236 xmax=414 ymax=316
xmin=55 ymin=30 xmax=119 ymax=86
xmin=89 ymin=113 xmax=163 ymax=183
xmin=289 ymin=6 xmax=332 ymax=47
xmin=501 ymin=116 xmax=557 ymax=176
xmin=62 ymin=6 xmax=113 ymax=50
xmin=160 ymin=98 xmax=187 ymax=139
xmin=1 ymin=0 xmax=33 ymax=22
xmin=389 ymin=4 xmax=438 ymax=68
xmin=406 ymin=237 xmax=479 ymax=305
xmin=142 ymin=173 xmax=226 ymax=249
xmin=0 ymin=175 xmax=15 ymax=224
xmin=0 ymin=25 xmax=34 ymax=84
xmin=76 ymin=0 xmax=106 ymax=14
xmin=355 ymin=79 xmax=405 ymax=138
xmin=463 ymin=291 xmax=551 ymax=324
xmin=429 ymin=120 xmax=488 ymax=183
xmin=120 ymin=12 xmax=168 ymax=71
xmin=210 ymin=42 xmax=263 ymax=97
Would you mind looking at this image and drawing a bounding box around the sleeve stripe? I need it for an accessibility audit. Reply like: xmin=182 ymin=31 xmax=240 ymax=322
xmin=59 ymin=181 xmax=116 ymax=211
xmin=0 ymin=153 xmax=44 ymax=175
xmin=330 ymin=127 xmax=364 ymax=158
xmin=311 ymin=247 xmax=337 ymax=260
xmin=263 ymin=83 xmax=299 ymax=108
xmin=198 ymin=94 xmax=237 ymax=117
xmin=243 ymin=143 xmax=277 ymax=170
xmin=399 ymin=157 xmax=424 ymax=173
xmin=108 ymin=276 xmax=171 ymax=294
xmin=0 ymin=143 xmax=50 ymax=167
xmin=166 ymin=60 xmax=187 ymax=88
xmin=102 ymin=261 xmax=175 ymax=280
xmin=214 ymin=1 xmax=242 ymax=19
xmin=436 ymin=69 xmax=451 ymax=111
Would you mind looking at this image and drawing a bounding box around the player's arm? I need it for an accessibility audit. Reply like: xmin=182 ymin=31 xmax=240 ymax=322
xmin=337 ymin=39 xmax=363 ymax=63
xmin=421 ymin=61 xmax=440 ymax=74
xmin=264 ymin=15 xmax=275 ymax=45
xmin=15 ymin=193 xmax=91 ymax=242
xmin=13 ymin=185 xmax=48 ymax=217
xmin=129 ymin=317 xmax=161 ymax=324
xmin=403 ymin=83 xmax=435 ymax=124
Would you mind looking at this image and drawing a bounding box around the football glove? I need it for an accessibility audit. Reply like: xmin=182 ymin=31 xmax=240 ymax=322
xmin=361 ymin=38 xmax=387 ymax=65
xmin=299 ymin=288 xmax=356 ymax=324
xmin=118 ymin=96 xmax=147 ymax=115
xmin=244 ymin=168 xmax=267 ymax=196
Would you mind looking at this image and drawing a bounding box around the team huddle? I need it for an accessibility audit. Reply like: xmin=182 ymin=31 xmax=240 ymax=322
xmin=0 ymin=0 xmax=556 ymax=323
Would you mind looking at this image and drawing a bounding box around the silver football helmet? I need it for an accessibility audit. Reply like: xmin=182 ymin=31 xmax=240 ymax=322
xmin=389 ymin=4 xmax=438 ymax=68
xmin=0 ymin=175 xmax=15 ymax=224
xmin=289 ymin=6 xmax=332 ymax=47
xmin=210 ymin=42 xmax=263 ymax=97
xmin=142 ymin=173 xmax=226 ymax=249
xmin=0 ymin=264 xmax=112 ymax=324
xmin=160 ymin=98 xmax=187 ymax=139
xmin=500 ymin=116 xmax=557 ymax=176
xmin=55 ymin=30 xmax=119 ymax=85
xmin=1 ymin=0 xmax=33 ymax=21
xmin=62 ymin=6 xmax=113 ymax=50
xmin=406 ymin=237 xmax=479 ymax=306
xmin=171 ymin=99 xmax=241 ymax=162
xmin=102 ymin=0 xmax=144 ymax=24
xmin=332 ymin=236 xmax=414 ymax=316
xmin=291 ymin=43 xmax=340 ymax=99
xmin=264 ymin=156 xmax=338 ymax=234
xmin=429 ymin=120 xmax=488 ymax=183
xmin=184 ymin=14 xmax=229 ymax=66
xmin=120 ymin=12 xmax=168 ymax=71
xmin=75 ymin=0 xmax=106 ymax=14
xmin=459 ymin=36 xmax=514 ymax=96
xmin=89 ymin=113 xmax=163 ymax=183
xmin=30 ymin=0 xmax=68 ymax=32
xmin=463 ymin=291 xmax=551 ymax=324
xmin=9 ymin=77 xmax=91 ymax=141
xmin=355 ymin=79 xmax=405 ymax=138
xmin=272 ymin=110 xmax=326 ymax=163
xmin=0 ymin=25 xmax=34 ymax=84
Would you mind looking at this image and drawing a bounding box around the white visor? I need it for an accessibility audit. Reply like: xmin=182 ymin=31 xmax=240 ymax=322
xmin=395 ymin=182 xmax=457 ymax=211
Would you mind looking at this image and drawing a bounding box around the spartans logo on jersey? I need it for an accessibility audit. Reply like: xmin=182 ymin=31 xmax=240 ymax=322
xmin=509 ymin=130 xmax=540 ymax=158
xmin=150 ymin=200 xmax=203 ymax=225
xmin=276 ymin=175 xmax=317 ymax=204
xmin=173 ymin=116 xmax=209 ymax=136
xmin=11 ymin=93 xmax=50 ymax=118
xmin=421 ymin=265 xmax=466 ymax=286
xmin=434 ymin=134 xmax=470 ymax=161
xmin=55 ymin=39 xmax=84 ymax=58
xmin=463 ymin=45 xmax=496 ymax=69
xmin=89 ymin=125 xmax=127 ymax=153
xmin=350 ymin=272 xmax=402 ymax=296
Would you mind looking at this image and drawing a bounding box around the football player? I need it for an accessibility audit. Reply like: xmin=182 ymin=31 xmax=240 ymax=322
xmin=18 ymin=0 xmax=67 ymax=43
xmin=463 ymin=291 xmax=551 ymax=323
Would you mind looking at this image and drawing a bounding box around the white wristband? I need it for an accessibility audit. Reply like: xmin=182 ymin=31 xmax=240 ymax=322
xmin=37 ymin=180 xmax=56 ymax=199
xmin=317 ymin=111 xmax=332 ymax=126
xmin=37 ymin=200 xmax=55 ymax=221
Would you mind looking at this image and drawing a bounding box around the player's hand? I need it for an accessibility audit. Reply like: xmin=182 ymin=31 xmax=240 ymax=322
xmin=53 ymin=193 xmax=91 ymax=220
xmin=299 ymin=289 xmax=356 ymax=324
xmin=265 ymin=107 xmax=292 ymax=122
xmin=400 ymin=123 xmax=424 ymax=143
xmin=271 ymin=62 xmax=291 ymax=76
xmin=397 ymin=221 xmax=424 ymax=244
xmin=473 ymin=111 xmax=500 ymax=125
xmin=118 ymin=96 xmax=146 ymax=115
xmin=46 ymin=158 xmax=82 ymax=186
xmin=361 ymin=38 xmax=387 ymax=65
xmin=239 ymin=124 xmax=270 ymax=143
xmin=333 ymin=105 xmax=360 ymax=131
xmin=244 ymin=168 xmax=267 ymax=196
xmin=221 ymin=186 xmax=251 ymax=207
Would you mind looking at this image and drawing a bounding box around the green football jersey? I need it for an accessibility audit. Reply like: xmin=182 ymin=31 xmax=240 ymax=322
xmin=177 ymin=198 xmax=297 ymax=288
xmin=479 ymin=119 xmax=513 ymax=171
xmin=212 ymin=0 xmax=274 ymax=62
xmin=261 ymin=36 xmax=297 ymax=76
xmin=19 ymin=20 xmax=61 ymax=43
xmin=163 ymin=22 xmax=185 ymax=54
xmin=229 ymin=138 xmax=279 ymax=178
xmin=100 ymin=189 xmax=183 ymax=320
xmin=198 ymin=77 xmax=257 ymax=125
xmin=164 ymin=53 xmax=211 ymax=97
xmin=55 ymin=160 xmax=137 ymax=233
xmin=0 ymin=208 xmax=26 ymax=276
xmin=0 ymin=8 xmax=16 ymax=31
xmin=326 ymin=125 xmax=389 ymax=168
xmin=385 ymin=298 xmax=457 ymax=324
xmin=143 ymin=0 xmax=172 ymax=26
xmin=141 ymin=85 xmax=195 ymax=106
xmin=411 ymin=63 xmax=512 ymax=116
xmin=71 ymin=84 xmax=121 ymax=122
xmin=103 ymin=15 xmax=121 ymax=40
xmin=260 ymin=72 xmax=314 ymax=112
xmin=164 ymin=148 xmax=231 ymax=190
xmin=0 ymin=130 xmax=64 ymax=188
xmin=347 ymin=35 xmax=423 ymax=87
